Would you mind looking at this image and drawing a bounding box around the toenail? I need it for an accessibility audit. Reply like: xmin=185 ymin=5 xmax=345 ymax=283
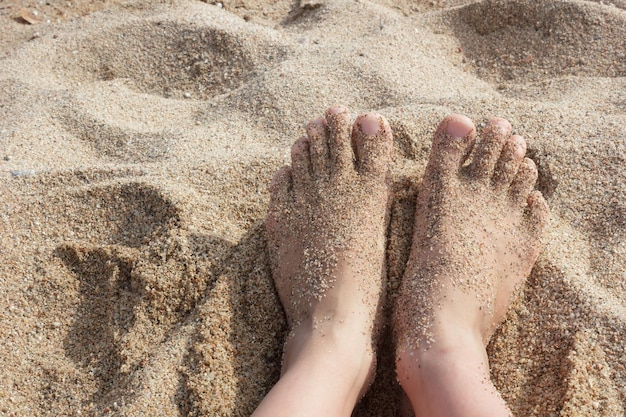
xmin=307 ymin=118 xmax=326 ymax=134
xmin=359 ymin=114 xmax=381 ymax=136
xmin=328 ymin=105 xmax=348 ymax=115
xmin=446 ymin=116 xmax=473 ymax=138
xmin=493 ymin=118 xmax=511 ymax=131
xmin=511 ymin=135 xmax=526 ymax=156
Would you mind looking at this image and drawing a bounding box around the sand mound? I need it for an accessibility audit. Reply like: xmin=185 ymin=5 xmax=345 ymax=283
xmin=53 ymin=20 xmax=287 ymax=100
xmin=0 ymin=0 xmax=624 ymax=416
xmin=452 ymin=0 xmax=626 ymax=82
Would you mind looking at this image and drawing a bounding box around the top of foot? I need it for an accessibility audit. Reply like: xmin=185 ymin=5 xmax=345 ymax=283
xmin=395 ymin=114 xmax=549 ymax=352
xmin=266 ymin=105 xmax=393 ymax=335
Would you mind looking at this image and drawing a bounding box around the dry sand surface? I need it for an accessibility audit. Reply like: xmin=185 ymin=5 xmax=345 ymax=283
xmin=0 ymin=0 xmax=625 ymax=415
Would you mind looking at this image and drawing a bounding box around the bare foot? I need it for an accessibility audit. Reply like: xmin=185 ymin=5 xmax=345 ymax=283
xmin=394 ymin=115 xmax=549 ymax=417
xmin=256 ymin=106 xmax=392 ymax=416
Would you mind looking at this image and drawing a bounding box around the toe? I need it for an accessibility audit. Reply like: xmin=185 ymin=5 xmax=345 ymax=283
xmin=492 ymin=135 xmax=527 ymax=192
xmin=269 ymin=165 xmax=293 ymax=203
xmin=466 ymin=118 xmax=512 ymax=180
xmin=290 ymin=136 xmax=313 ymax=192
xmin=526 ymin=190 xmax=549 ymax=235
xmin=325 ymin=105 xmax=355 ymax=177
xmin=351 ymin=112 xmax=393 ymax=178
xmin=306 ymin=117 xmax=330 ymax=181
xmin=424 ymin=114 xmax=476 ymax=180
xmin=267 ymin=166 xmax=293 ymax=228
xmin=508 ymin=157 xmax=538 ymax=206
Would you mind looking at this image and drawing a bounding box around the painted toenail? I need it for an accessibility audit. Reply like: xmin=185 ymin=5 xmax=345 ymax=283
xmin=446 ymin=117 xmax=473 ymax=138
xmin=328 ymin=105 xmax=348 ymax=115
xmin=359 ymin=114 xmax=381 ymax=136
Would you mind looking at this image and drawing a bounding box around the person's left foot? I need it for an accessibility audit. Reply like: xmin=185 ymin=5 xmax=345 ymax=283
xmin=266 ymin=105 xmax=393 ymax=395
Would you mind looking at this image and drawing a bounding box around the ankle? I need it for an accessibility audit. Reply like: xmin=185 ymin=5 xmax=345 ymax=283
xmin=283 ymin=318 xmax=376 ymax=398
xmin=396 ymin=325 xmax=487 ymax=390
xmin=396 ymin=329 xmax=510 ymax=417
xmin=252 ymin=321 xmax=376 ymax=417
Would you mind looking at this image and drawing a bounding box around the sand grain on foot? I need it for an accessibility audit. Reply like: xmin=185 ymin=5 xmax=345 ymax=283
xmin=0 ymin=0 xmax=624 ymax=416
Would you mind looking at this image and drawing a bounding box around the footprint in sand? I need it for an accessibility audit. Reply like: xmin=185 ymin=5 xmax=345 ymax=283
xmin=45 ymin=172 xmax=228 ymax=412
xmin=47 ymin=8 xmax=288 ymax=162
xmin=53 ymin=12 xmax=287 ymax=100
xmin=488 ymin=259 xmax=626 ymax=416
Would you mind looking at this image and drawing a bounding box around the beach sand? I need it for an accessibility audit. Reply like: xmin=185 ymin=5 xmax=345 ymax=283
xmin=0 ymin=0 xmax=624 ymax=415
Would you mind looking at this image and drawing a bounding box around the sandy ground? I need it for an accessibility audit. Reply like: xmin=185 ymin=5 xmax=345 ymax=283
xmin=0 ymin=0 xmax=624 ymax=415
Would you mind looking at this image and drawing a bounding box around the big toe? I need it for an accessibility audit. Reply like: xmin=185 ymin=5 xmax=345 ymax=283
xmin=351 ymin=112 xmax=393 ymax=178
xmin=269 ymin=166 xmax=293 ymax=205
xmin=424 ymin=114 xmax=476 ymax=180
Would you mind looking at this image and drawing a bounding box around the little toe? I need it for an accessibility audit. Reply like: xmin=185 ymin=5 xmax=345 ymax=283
xmin=492 ymin=135 xmax=527 ymax=193
xmin=351 ymin=112 xmax=393 ymax=178
xmin=306 ymin=117 xmax=330 ymax=181
xmin=324 ymin=105 xmax=355 ymax=177
xmin=526 ymin=190 xmax=550 ymax=236
xmin=269 ymin=166 xmax=293 ymax=204
xmin=508 ymin=157 xmax=538 ymax=207
xmin=467 ymin=118 xmax=512 ymax=181
xmin=290 ymin=136 xmax=313 ymax=192
xmin=267 ymin=166 xmax=293 ymax=228
xmin=424 ymin=114 xmax=476 ymax=180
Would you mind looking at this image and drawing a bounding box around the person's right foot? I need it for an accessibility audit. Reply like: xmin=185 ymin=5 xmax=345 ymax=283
xmin=394 ymin=115 xmax=549 ymax=403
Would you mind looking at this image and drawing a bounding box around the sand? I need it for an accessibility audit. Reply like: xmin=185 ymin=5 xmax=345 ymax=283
xmin=0 ymin=0 xmax=624 ymax=415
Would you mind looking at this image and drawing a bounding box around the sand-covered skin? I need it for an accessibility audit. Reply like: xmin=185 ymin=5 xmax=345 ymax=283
xmin=256 ymin=108 xmax=392 ymax=414
xmin=394 ymin=115 xmax=548 ymax=352
xmin=266 ymin=108 xmax=391 ymax=334
xmin=394 ymin=114 xmax=549 ymax=416
xmin=0 ymin=0 xmax=624 ymax=416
